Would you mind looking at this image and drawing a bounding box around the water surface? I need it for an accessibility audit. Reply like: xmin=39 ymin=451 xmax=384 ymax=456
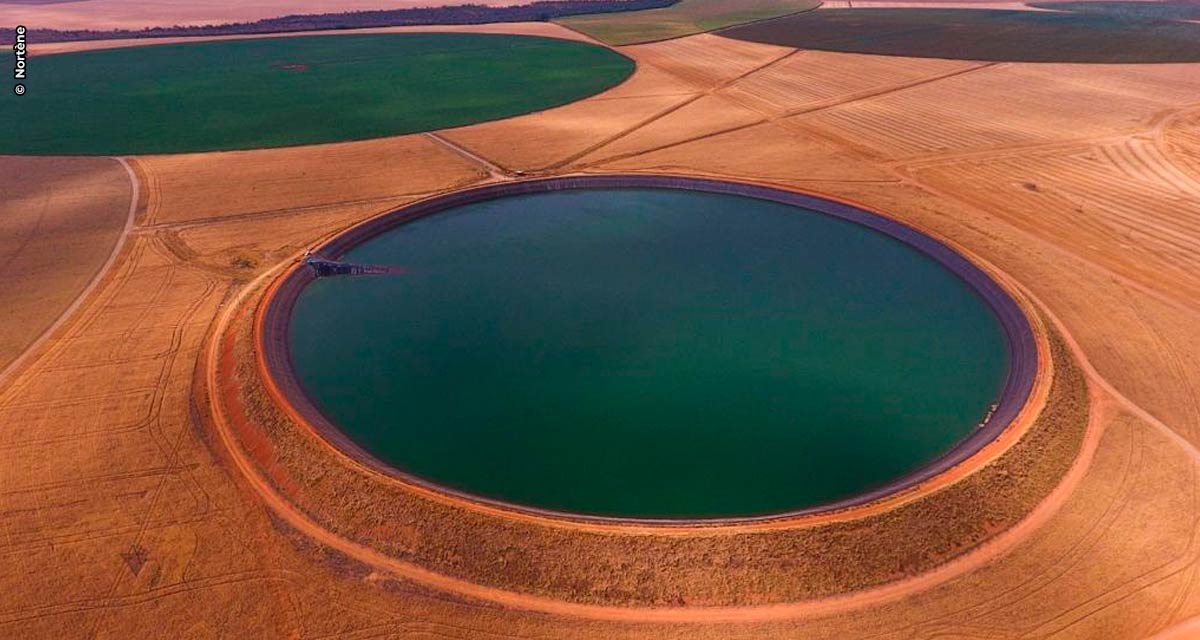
xmin=289 ymin=188 xmax=1009 ymax=518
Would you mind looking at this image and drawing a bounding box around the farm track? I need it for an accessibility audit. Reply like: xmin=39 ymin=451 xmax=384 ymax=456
xmin=545 ymin=48 xmax=799 ymax=169
xmin=3 ymin=20 xmax=1200 ymax=638
xmin=424 ymin=132 xmax=515 ymax=179
xmin=569 ymin=55 xmax=999 ymax=169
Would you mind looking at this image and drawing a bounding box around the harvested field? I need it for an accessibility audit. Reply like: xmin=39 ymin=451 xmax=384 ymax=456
xmin=622 ymin=33 xmax=795 ymax=89
xmin=574 ymin=93 xmax=765 ymax=164
xmin=0 ymin=156 xmax=131 ymax=376
xmin=132 ymin=135 xmax=484 ymax=227
xmin=440 ymin=92 xmax=693 ymax=173
xmin=557 ymin=0 xmax=820 ymax=45
xmin=906 ymin=143 xmax=1200 ymax=302
xmin=3 ymin=20 xmax=1200 ymax=640
xmin=719 ymin=50 xmax=976 ymax=117
xmin=786 ymin=63 xmax=1200 ymax=160
xmin=587 ymin=119 xmax=896 ymax=182
xmin=722 ymin=6 xmax=1200 ymax=63
xmin=1163 ymin=106 xmax=1200 ymax=183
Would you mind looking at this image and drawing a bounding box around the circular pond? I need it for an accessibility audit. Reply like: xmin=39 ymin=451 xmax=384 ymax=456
xmin=273 ymin=178 xmax=1032 ymax=520
xmin=2 ymin=33 xmax=632 ymax=155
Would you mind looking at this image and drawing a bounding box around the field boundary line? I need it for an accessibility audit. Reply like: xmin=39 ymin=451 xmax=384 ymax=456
xmin=425 ymin=132 xmax=514 ymax=179
xmin=786 ymin=61 xmax=999 ymax=118
xmin=578 ymin=62 xmax=998 ymax=170
xmin=549 ymin=49 xmax=800 ymax=169
xmin=560 ymin=1 xmax=825 ymax=48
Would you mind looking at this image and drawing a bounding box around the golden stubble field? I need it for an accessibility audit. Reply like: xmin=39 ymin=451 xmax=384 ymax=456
xmin=2 ymin=21 xmax=1200 ymax=639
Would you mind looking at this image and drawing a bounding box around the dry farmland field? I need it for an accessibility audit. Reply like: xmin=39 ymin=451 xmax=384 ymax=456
xmin=2 ymin=6 xmax=1200 ymax=639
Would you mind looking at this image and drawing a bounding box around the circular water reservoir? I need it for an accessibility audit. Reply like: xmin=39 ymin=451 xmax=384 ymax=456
xmin=280 ymin=180 xmax=1025 ymax=519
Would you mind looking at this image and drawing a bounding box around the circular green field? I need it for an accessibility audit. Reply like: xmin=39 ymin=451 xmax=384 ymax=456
xmin=3 ymin=33 xmax=634 ymax=155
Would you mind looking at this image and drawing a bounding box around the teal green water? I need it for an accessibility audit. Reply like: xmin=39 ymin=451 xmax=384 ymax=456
xmin=288 ymin=189 xmax=1009 ymax=518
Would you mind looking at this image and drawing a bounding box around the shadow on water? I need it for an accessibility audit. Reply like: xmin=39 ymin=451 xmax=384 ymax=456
xmin=722 ymin=4 xmax=1200 ymax=63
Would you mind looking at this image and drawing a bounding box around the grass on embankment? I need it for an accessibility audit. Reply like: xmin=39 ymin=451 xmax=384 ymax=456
xmin=556 ymin=0 xmax=821 ymax=46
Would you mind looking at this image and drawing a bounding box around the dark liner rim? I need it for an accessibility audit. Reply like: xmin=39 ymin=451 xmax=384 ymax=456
xmin=257 ymin=174 xmax=1040 ymax=526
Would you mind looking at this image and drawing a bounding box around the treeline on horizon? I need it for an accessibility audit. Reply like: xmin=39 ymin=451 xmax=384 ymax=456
xmin=11 ymin=0 xmax=679 ymax=44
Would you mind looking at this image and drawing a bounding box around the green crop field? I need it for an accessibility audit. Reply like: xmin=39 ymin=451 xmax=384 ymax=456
xmin=557 ymin=0 xmax=820 ymax=46
xmin=1 ymin=33 xmax=634 ymax=155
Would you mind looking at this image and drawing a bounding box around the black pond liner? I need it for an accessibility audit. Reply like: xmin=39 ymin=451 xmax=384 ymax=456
xmin=258 ymin=174 xmax=1040 ymax=525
